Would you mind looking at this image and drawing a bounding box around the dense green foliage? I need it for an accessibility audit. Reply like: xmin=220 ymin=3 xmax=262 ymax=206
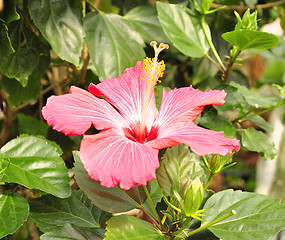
xmin=0 ymin=0 xmax=285 ymax=239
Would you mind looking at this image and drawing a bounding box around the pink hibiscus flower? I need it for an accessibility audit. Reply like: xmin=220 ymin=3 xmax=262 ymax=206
xmin=42 ymin=42 xmax=240 ymax=190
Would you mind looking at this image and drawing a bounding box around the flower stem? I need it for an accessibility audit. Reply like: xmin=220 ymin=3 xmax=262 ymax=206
xmin=204 ymin=172 xmax=214 ymax=191
xmin=173 ymin=210 xmax=236 ymax=239
xmin=143 ymin=185 xmax=165 ymax=231
xmin=201 ymin=15 xmax=226 ymax=72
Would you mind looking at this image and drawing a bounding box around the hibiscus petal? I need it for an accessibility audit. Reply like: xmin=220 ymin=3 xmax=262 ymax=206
xmin=153 ymin=86 xmax=226 ymax=133
xmin=146 ymin=121 xmax=240 ymax=156
xmin=80 ymin=130 xmax=159 ymax=190
xmin=42 ymin=86 xmax=127 ymax=135
xmin=88 ymin=61 xmax=158 ymax=131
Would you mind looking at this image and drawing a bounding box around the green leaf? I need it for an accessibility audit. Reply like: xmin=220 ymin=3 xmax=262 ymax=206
xmin=1 ymin=52 xmax=49 ymax=107
xmin=202 ymin=189 xmax=285 ymax=240
xmin=199 ymin=111 xmax=236 ymax=138
xmin=84 ymin=11 xmax=145 ymax=81
xmin=1 ymin=71 xmax=41 ymax=108
xmin=105 ymin=215 xmax=168 ymax=240
xmin=143 ymin=179 xmax=163 ymax=218
xmin=249 ymin=115 xmax=273 ymax=132
xmin=192 ymin=57 xmax=218 ymax=85
xmin=124 ymin=6 xmax=169 ymax=44
xmin=0 ymin=136 xmax=71 ymax=198
xmin=200 ymin=0 xmax=214 ymax=13
xmin=156 ymin=2 xmax=210 ymax=58
xmin=0 ymin=19 xmax=14 ymax=58
xmin=0 ymin=192 xmax=29 ymax=238
xmin=98 ymin=0 xmax=120 ymax=14
xmin=72 ymin=151 xmax=147 ymax=213
xmin=28 ymin=0 xmax=83 ymax=66
xmin=222 ymin=30 xmax=279 ymax=50
xmin=214 ymin=84 xmax=246 ymax=112
xmin=156 ymin=145 xmax=209 ymax=197
xmin=244 ymin=0 xmax=258 ymax=5
xmin=242 ymin=128 xmax=276 ymax=160
xmin=230 ymin=82 xmax=281 ymax=107
xmin=30 ymin=190 xmax=105 ymax=237
xmin=17 ymin=113 xmax=50 ymax=136
xmin=40 ymin=223 xmax=105 ymax=240
xmin=0 ymin=0 xmax=20 ymax=24
xmin=0 ymin=47 xmax=38 ymax=86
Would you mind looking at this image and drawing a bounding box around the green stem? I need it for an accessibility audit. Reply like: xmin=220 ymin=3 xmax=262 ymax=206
xmin=174 ymin=210 xmax=236 ymax=240
xmin=237 ymin=98 xmax=285 ymax=123
xmin=203 ymin=172 xmax=214 ymax=191
xmin=230 ymin=46 xmax=241 ymax=64
xmin=172 ymin=217 xmax=193 ymax=237
xmin=201 ymin=15 xmax=226 ymax=72
xmin=234 ymin=106 xmax=257 ymax=123
xmin=143 ymin=185 xmax=165 ymax=231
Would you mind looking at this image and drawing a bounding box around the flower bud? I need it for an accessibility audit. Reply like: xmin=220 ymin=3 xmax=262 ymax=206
xmin=208 ymin=154 xmax=222 ymax=173
xmin=184 ymin=177 xmax=204 ymax=217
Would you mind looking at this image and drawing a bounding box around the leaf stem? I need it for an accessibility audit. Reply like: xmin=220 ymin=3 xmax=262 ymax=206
xmin=173 ymin=210 xmax=236 ymax=239
xmin=143 ymin=185 xmax=165 ymax=231
xmin=205 ymin=52 xmax=224 ymax=73
xmin=201 ymin=15 xmax=226 ymax=72
xmin=233 ymin=106 xmax=257 ymax=123
xmin=140 ymin=205 xmax=161 ymax=230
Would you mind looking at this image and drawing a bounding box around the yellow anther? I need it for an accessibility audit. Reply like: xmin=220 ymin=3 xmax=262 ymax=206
xmin=141 ymin=41 xmax=169 ymax=86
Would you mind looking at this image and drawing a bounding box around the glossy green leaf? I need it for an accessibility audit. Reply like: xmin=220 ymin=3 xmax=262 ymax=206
xmin=40 ymin=223 xmax=105 ymax=240
xmin=84 ymin=11 xmax=145 ymax=81
xmin=30 ymin=190 xmax=105 ymax=237
xmin=249 ymin=115 xmax=273 ymax=132
xmin=192 ymin=57 xmax=218 ymax=85
xmin=0 ymin=192 xmax=29 ymax=238
xmin=1 ymin=71 xmax=41 ymax=108
xmin=214 ymin=84 xmax=246 ymax=112
xmin=0 ymin=0 xmax=20 ymax=24
xmin=242 ymin=128 xmax=276 ymax=160
xmin=156 ymin=145 xmax=209 ymax=197
xmin=17 ymin=113 xmax=50 ymax=136
xmin=124 ymin=6 xmax=169 ymax=44
xmin=72 ymin=151 xmax=147 ymax=213
xmin=230 ymin=82 xmax=281 ymax=107
xmin=0 ymin=19 xmax=14 ymax=58
xmin=199 ymin=111 xmax=236 ymax=138
xmin=1 ymin=52 xmax=49 ymax=107
xmin=0 ymin=47 xmax=38 ymax=86
xmin=143 ymin=179 xmax=163 ymax=218
xmin=202 ymin=189 xmax=285 ymax=240
xmin=0 ymin=136 xmax=71 ymax=198
xmin=222 ymin=30 xmax=279 ymax=50
xmin=105 ymin=215 xmax=168 ymax=240
xmin=156 ymin=2 xmax=209 ymax=58
xmin=28 ymin=0 xmax=83 ymax=66
xmin=200 ymin=0 xmax=214 ymax=13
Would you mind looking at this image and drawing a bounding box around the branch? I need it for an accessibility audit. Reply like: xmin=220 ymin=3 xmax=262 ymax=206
xmin=0 ymin=90 xmax=14 ymax=148
xmin=79 ymin=43 xmax=90 ymax=85
xmin=15 ymin=78 xmax=68 ymax=112
xmin=211 ymin=0 xmax=285 ymax=11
